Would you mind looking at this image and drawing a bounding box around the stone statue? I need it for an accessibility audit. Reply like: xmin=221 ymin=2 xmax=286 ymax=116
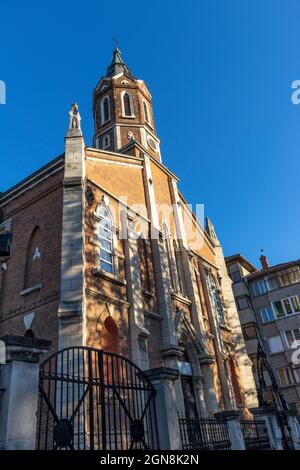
xmin=69 ymin=102 xmax=81 ymax=130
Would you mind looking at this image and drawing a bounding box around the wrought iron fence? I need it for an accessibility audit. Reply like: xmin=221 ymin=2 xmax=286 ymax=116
xmin=36 ymin=347 xmax=159 ymax=450
xmin=179 ymin=414 xmax=231 ymax=450
xmin=240 ymin=419 xmax=271 ymax=450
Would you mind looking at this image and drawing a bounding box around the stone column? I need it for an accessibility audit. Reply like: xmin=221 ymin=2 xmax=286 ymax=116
xmin=144 ymin=367 xmax=181 ymax=450
xmin=0 ymin=335 xmax=51 ymax=450
xmin=251 ymin=407 xmax=283 ymax=450
xmin=215 ymin=410 xmax=246 ymax=450
xmin=193 ymin=375 xmax=207 ymax=415
xmin=201 ymin=362 xmax=219 ymax=414
xmin=58 ymin=104 xmax=86 ymax=350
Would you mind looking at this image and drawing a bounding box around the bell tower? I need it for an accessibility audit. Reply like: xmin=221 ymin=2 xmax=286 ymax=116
xmin=93 ymin=48 xmax=161 ymax=160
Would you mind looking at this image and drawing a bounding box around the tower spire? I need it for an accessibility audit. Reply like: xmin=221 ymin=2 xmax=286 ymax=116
xmin=107 ymin=47 xmax=131 ymax=77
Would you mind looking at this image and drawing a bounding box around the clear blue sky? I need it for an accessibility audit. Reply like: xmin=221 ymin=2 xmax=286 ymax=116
xmin=0 ymin=1 xmax=299 ymax=267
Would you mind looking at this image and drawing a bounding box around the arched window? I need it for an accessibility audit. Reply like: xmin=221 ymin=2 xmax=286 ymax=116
xmin=102 ymin=134 xmax=110 ymax=150
xmin=143 ymin=101 xmax=150 ymax=124
xmin=97 ymin=205 xmax=114 ymax=273
xmin=101 ymin=96 xmax=110 ymax=124
xmin=24 ymin=227 xmax=43 ymax=289
xmin=206 ymin=272 xmax=225 ymax=325
xmin=123 ymin=92 xmax=133 ymax=116
xmin=162 ymin=222 xmax=182 ymax=294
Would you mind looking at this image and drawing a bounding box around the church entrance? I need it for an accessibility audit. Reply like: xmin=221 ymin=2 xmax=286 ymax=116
xmin=36 ymin=346 xmax=159 ymax=450
xmin=181 ymin=376 xmax=198 ymax=419
xmin=178 ymin=345 xmax=199 ymax=419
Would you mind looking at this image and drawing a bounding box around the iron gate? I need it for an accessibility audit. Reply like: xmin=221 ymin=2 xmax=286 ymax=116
xmin=36 ymin=347 xmax=159 ymax=450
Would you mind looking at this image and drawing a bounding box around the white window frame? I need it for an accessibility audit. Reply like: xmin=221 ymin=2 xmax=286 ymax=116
xmin=100 ymin=96 xmax=111 ymax=125
xmin=260 ymin=306 xmax=276 ymax=323
xmin=96 ymin=205 xmax=114 ymax=274
xmin=272 ymin=295 xmax=300 ymax=319
xmin=253 ymin=280 xmax=267 ymax=296
xmin=121 ymin=91 xmax=135 ymax=117
xmin=284 ymin=328 xmax=300 ymax=348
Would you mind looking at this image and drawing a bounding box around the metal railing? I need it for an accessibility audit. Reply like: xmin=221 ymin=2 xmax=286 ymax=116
xmin=240 ymin=419 xmax=271 ymax=450
xmin=179 ymin=414 xmax=231 ymax=450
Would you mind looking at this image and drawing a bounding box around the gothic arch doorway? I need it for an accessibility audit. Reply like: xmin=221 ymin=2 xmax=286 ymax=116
xmin=176 ymin=311 xmax=207 ymax=416
xmin=178 ymin=341 xmax=199 ymax=419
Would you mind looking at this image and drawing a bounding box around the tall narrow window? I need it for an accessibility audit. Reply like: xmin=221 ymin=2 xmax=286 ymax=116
xmin=97 ymin=206 xmax=114 ymax=273
xmin=143 ymin=101 xmax=150 ymax=123
xmin=206 ymin=272 xmax=225 ymax=325
xmin=138 ymin=237 xmax=151 ymax=292
xmin=123 ymin=92 xmax=133 ymax=116
xmin=101 ymin=96 xmax=110 ymax=124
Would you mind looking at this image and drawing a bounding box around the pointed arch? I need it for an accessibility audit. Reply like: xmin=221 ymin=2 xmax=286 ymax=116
xmin=137 ymin=235 xmax=151 ymax=293
xmin=206 ymin=271 xmax=225 ymax=325
xmin=121 ymin=91 xmax=134 ymax=117
xmin=96 ymin=204 xmax=114 ymax=273
xmin=24 ymin=226 xmax=43 ymax=289
xmin=100 ymin=95 xmax=110 ymax=124
xmin=143 ymin=100 xmax=150 ymax=124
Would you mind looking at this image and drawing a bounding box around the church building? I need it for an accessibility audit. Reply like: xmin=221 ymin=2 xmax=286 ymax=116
xmin=0 ymin=49 xmax=258 ymax=437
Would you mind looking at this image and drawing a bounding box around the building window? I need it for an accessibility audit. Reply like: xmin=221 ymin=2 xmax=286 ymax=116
xmin=242 ymin=324 xmax=257 ymax=341
xmin=252 ymin=280 xmax=267 ymax=296
xmin=284 ymin=329 xmax=300 ymax=348
xmin=236 ymin=295 xmax=250 ymax=311
xmin=97 ymin=205 xmax=114 ymax=274
xmin=101 ymin=96 xmax=110 ymax=124
xmin=259 ymin=306 xmax=276 ymax=323
xmin=206 ymin=272 xmax=225 ymax=325
xmin=143 ymin=101 xmax=150 ymax=124
xmin=268 ymin=335 xmax=284 ymax=354
xmin=228 ymin=264 xmax=242 ymax=283
xmin=272 ymin=295 xmax=300 ymax=319
xmin=137 ymin=237 xmax=151 ymax=293
xmin=123 ymin=92 xmax=134 ymax=117
xmin=277 ymin=367 xmax=297 ymax=386
xmin=252 ymin=267 xmax=300 ymax=296
xmin=102 ymin=134 xmax=110 ymax=150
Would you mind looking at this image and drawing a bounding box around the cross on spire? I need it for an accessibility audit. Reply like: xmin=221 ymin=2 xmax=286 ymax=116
xmin=113 ymin=36 xmax=119 ymax=50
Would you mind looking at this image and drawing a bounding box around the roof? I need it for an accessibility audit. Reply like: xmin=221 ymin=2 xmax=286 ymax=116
xmin=225 ymin=254 xmax=257 ymax=273
xmin=245 ymin=258 xmax=300 ymax=281
xmin=107 ymin=48 xmax=131 ymax=77
xmin=0 ymin=154 xmax=64 ymax=207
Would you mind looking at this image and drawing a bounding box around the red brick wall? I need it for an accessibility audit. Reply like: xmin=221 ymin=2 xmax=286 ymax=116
xmin=0 ymin=169 xmax=64 ymax=354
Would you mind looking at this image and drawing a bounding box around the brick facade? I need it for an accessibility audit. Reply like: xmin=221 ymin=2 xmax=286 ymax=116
xmin=0 ymin=50 xmax=258 ymax=419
